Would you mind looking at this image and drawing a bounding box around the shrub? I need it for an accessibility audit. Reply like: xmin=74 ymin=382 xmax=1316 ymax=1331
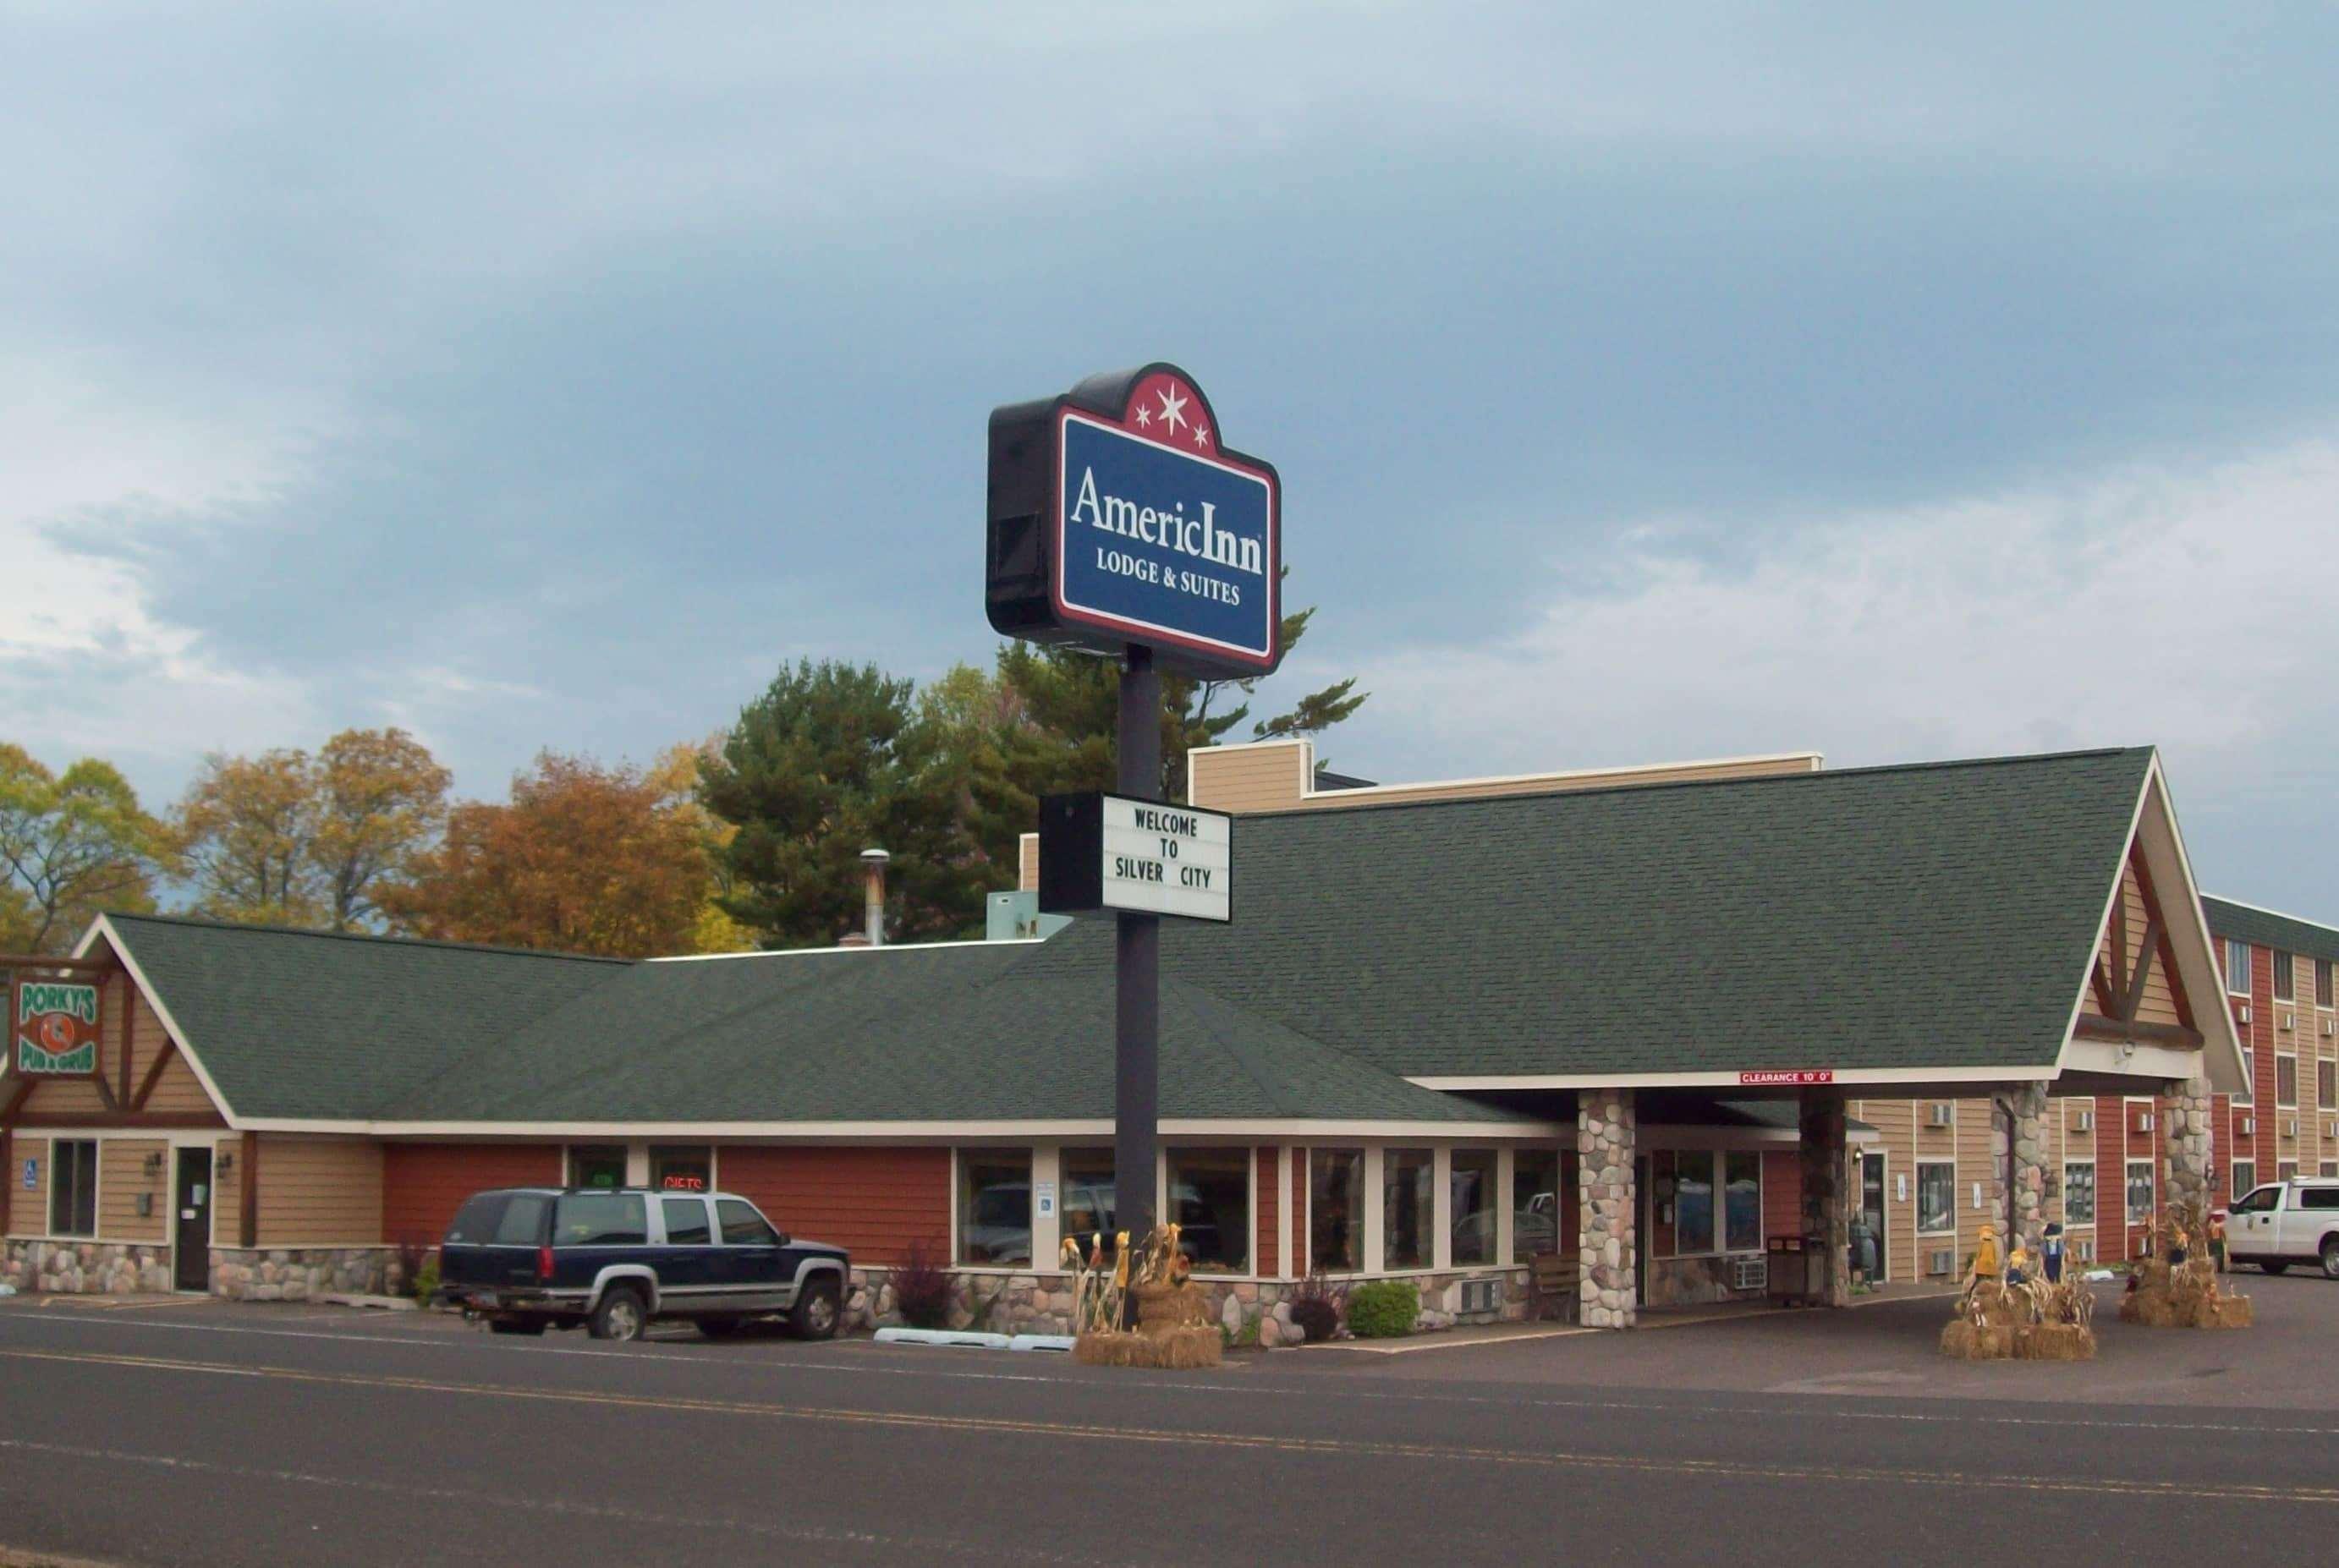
xmin=1345 ymin=1280 xmax=1419 ymax=1339
xmin=892 ymin=1242 xmax=954 ymax=1330
xmin=1287 ymin=1268 xmax=1342 ymax=1343
xmin=411 ymin=1253 xmax=440 ymax=1307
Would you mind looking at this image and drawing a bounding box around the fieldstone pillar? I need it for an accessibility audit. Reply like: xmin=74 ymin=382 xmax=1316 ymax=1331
xmin=1798 ymin=1091 xmax=1850 ymax=1307
xmin=2164 ymin=1075 xmax=2212 ymax=1220
xmin=1578 ymin=1090 xmax=1637 ymax=1329
xmin=2006 ymin=1082 xmax=2049 ymax=1255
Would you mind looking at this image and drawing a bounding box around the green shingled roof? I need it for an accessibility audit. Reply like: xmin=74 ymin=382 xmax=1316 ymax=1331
xmin=101 ymin=747 xmax=2156 ymax=1125
xmin=2200 ymin=896 xmax=2339 ymax=969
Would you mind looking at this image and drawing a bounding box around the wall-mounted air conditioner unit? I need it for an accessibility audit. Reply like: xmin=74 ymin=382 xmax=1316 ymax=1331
xmin=2238 ymin=1005 xmax=2253 ymax=1024
xmin=2324 ymin=1018 xmax=2336 ymax=1037
xmin=2077 ymin=1238 xmax=2095 ymax=1263
xmin=2239 ymin=1116 xmax=2256 ymax=1137
xmin=2133 ymin=1110 xmax=2155 ymax=1134
xmin=2282 ymin=1012 xmax=2297 ymax=1031
xmin=1458 ymin=1279 xmax=1500 ymax=1314
xmin=1927 ymin=1247 xmax=1955 ymax=1275
xmin=2325 ymin=1121 xmax=2337 ymax=1141
xmin=2286 ymin=1118 xmax=2300 ymax=1138
xmin=1929 ymin=1103 xmax=1954 ymax=1127
xmin=1728 ymin=1256 xmax=1767 ymax=1292
xmin=2076 ymin=1110 xmax=2095 ymax=1132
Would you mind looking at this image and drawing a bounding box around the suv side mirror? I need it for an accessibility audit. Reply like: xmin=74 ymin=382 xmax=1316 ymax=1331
xmin=772 ymin=1233 xmax=790 ymax=1247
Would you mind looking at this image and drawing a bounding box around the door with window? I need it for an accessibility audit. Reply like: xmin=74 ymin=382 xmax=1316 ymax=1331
xmin=173 ymin=1149 xmax=213 ymax=1291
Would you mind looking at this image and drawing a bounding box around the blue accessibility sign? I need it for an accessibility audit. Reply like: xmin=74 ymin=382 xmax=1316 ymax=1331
xmin=987 ymin=365 xmax=1282 ymax=677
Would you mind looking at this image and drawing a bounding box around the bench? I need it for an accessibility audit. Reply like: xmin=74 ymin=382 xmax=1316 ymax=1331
xmin=1527 ymin=1252 xmax=1580 ymax=1323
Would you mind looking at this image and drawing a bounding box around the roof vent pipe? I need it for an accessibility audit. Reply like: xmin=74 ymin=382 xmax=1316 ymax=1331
xmin=860 ymin=847 xmax=891 ymax=946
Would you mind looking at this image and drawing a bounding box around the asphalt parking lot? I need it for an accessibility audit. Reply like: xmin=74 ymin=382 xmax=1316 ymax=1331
xmin=3 ymin=1271 xmax=2335 ymax=1567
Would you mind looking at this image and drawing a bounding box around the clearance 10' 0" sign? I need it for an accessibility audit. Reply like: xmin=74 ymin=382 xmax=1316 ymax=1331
xmin=15 ymin=980 xmax=102 ymax=1075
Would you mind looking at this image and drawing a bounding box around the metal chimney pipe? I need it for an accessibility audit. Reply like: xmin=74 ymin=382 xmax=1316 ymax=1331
xmin=859 ymin=848 xmax=890 ymax=946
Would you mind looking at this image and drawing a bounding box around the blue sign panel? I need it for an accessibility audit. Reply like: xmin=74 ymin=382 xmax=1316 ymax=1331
xmin=1054 ymin=410 xmax=1276 ymax=666
xmin=987 ymin=364 xmax=1282 ymax=677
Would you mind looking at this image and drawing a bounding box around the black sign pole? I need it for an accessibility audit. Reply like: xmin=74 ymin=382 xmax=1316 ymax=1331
xmin=1115 ymin=643 xmax=1162 ymax=1319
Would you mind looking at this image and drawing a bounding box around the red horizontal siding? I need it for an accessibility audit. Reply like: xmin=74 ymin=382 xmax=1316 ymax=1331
xmin=1256 ymin=1148 xmax=1279 ymax=1278
xmin=1761 ymin=1149 xmax=1801 ymax=1242
xmin=382 ymin=1143 xmax=563 ymax=1247
xmin=719 ymin=1146 xmax=950 ymax=1266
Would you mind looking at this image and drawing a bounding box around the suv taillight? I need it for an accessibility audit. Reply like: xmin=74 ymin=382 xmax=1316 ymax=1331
xmin=538 ymin=1245 xmax=554 ymax=1283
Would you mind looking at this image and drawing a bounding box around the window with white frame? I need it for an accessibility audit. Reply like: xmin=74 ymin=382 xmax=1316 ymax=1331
xmin=2320 ymin=1060 xmax=2336 ymax=1110
xmin=2062 ymin=1161 xmax=2095 ymax=1225
xmin=1167 ymin=1147 xmax=1249 ymax=1274
xmin=2225 ymin=940 xmax=2250 ymax=994
xmin=1449 ymin=1149 xmax=1498 ymax=1266
xmin=1671 ymin=1154 xmax=1715 ymax=1255
xmin=2319 ymin=958 xmax=2335 ymax=1009
xmin=1723 ymin=1151 xmax=1761 ymax=1253
xmin=1381 ymin=1148 xmax=1433 ymax=1270
xmin=2229 ymin=1160 xmax=2255 ymax=1203
xmin=2126 ymin=1160 xmax=2155 ymax=1225
xmin=2277 ymin=1054 xmax=2298 ymax=1107
xmin=48 ymin=1139 xmax=97 ymax=1238
xmin=1510 ymin=1147 xmax=1560 ymax=1263
xmin=2275 ymin=951 xmax=2296 ymax=1002
xmin=958 ymin=1149 xmax=1032 ymax=1266
xmin=1310 ymin=1148 xmax=1364 ymax=1273
xmin=2322 ymin=1162 xmax=2337 ymax=1179
xmin=2278 ymin=1160 xmax=2298 ymax=1182
xmin=1917 ymin=1160 xmax=1955 ymax=1234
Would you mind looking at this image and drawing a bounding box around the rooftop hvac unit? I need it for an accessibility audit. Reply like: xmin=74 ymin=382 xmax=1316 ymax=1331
xmin=1927 ymin=1247 xmax=1955 ymax=1275
xmin=1929 ymin=1103 xmax=1954 ymax=1127
xmin=1458 ymin=1278 xmax=1500 ymax=1315
xmin=1728 ymin=1255 xmax=1768 ymax=1292
xmin=2133 ymin=1110 xmax=2155 ymax=1134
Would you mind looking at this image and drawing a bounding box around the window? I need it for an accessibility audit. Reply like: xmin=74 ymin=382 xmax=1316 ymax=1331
xmin=1382 ymin=1148 xmax=1434 ymax=1270
xmin=554 ymin=1191 xmax=647 ymax=1247
xmin=2303 ymin=1187 xmax=2339 ymax=1211
xmin=445 ymin=1192 xmax=508 ymax=1244
xmin=2322 ymin=1162 xmax=2338 ymax=1179
xmin=1672 ymin=1154 xmax=1715 ymax=1255
xmin=2126 ymin=1161 xmax=2155 ymax=1225
xmin=2225 ymin=940 xmax=2251 ymax=994
xmin=1167 ymin=1148 xmax=1249 ymax=1274
xmin=2278 ymin=1160 xmax=2298 ymax=1182
xmin=958 ymin=1149 xmax=1031 ymax=1265
xmin=660 ymin=1197 xmax=712 ymax=1245
xmin=47 ymin=1139 xmax=96 ymax=1238
xmin=2275 ymin=951 xmax=2296 ymax=1002
xmin=1059 ymin=1147 xmax=1117 ymax=1258
xmin=2230 ymin=1161 xmax=2256 ymax=1203
xmin=2277 ymin=1055 xmax=2298 ymax=1107
xmin=1724 ymin=1151 xmax=1761 ymax=1253
xmin=2230 ymin=1183 xmax=2277 ymax=1214
xmin=1449 ymin=1149 xmax=1498 ymax=1266
xmin=567 ymin=1144 xmax=625 ymax=1189
xmin=2062 ymin=1162 xmax=2095 ymax=1225
xmin=717 ymin=1198 xmax=778 ymax=1247
xmin=2319 ymin=959 xmax=2334 ymax=1008
xmin=1917 ymin=1162 xmax=1955 ymax=1234
xmin=2320 ymin=1061 xmax=2336 ymax=1110
xmin=494 ymin=1193 xmax=550 ymax=1246
xmin=1310 ymin=1148 xmax=1364 ymax=1272
xmin=650 ymin=1144 xmax=712 ymax=1192
xmin=1511 ymin=1147 xmax=1560 ymax=1262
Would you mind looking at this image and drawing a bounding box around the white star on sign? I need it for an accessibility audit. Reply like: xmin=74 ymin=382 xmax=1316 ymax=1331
xmin=1156 ymin=385 xmax=1188 ymax=436
xmin=1192 ymin=421 xmax=1209 ymax=447
xmin=1134 ymin=404 xmax=1150 ymax=427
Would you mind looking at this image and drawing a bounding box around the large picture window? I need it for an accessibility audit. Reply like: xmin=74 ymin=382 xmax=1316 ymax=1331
xmin=1382 ymin=1148 xmax=1433 ymax=1270
xmin=48 ymin=1139 xmax=97 ymax=1238
xmin=1672 ymin=1154 xmax=1715 ymax=1255
xmin=2062 ymin=1162 xmax=2095 ymax=1225
xmin=1059 ymin=1147 xmax=1116 ymax=1258
xmin=1167 ymin=1147 xmax=1249 ymax=1274
xmin=1917 ymin=1161 xmax=1955 ymax=1235
xmin=567 ymin=1144 xmax=626 ymax=1190
xmin=1724 ymin=1151 xmax=1761 ymax=1253
xmin=1310 ymin=1148 xmax=1364 ymax=1273
xmin=958 ymin=1149 xmax=1032 ymax=1266
xmin=1512 ymin=1148 xmax=1561 ymax=1262
xmin=1450 ymin=1149 xmax=1498 ymax=1266
xmin=650 ymin=1144 xmax=712 ymax=1192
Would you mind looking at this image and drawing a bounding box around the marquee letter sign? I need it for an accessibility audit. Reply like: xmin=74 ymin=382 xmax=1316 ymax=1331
xmin=1036 ymin=792 xmax=1233 ymax=924
xmin=15 ymin=979 xmax=102 ymax=1076
xmin=986 ymin=364 xmax=1282 ymax=678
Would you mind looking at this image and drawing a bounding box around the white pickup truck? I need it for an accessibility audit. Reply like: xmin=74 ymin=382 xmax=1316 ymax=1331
xmin=2225 ymin=1177 xmax=2339 ymax=1279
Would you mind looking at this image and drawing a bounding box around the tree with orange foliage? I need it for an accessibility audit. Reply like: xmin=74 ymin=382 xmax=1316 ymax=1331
xmin=381 ymin=752 xmax=710 ymax=957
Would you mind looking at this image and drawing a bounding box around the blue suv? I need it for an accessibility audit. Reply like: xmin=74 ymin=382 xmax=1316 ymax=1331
xmin=437 ymin=1187 xmax=850 ymax=1342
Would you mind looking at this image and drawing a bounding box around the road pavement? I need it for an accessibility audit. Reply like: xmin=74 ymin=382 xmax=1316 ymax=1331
xmin=2 ymin=1279 xmax=2334 ymax=1567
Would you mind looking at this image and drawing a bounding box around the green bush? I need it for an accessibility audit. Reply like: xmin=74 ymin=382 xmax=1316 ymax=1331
xmin=412 ymin=1253 xmax=439 ymax=1306
xmin=1344 ymin=1280 xmax=1419 ymax=1339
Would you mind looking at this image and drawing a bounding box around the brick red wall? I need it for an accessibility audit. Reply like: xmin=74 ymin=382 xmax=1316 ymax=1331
xmin=1761 ymin=1149 xmax=1801 ymax=1242
xmin=2096 ymin=1097 xmax=2125 ymax=1262
xmin=382 ymin=1143 xmax=563 ymax=1247
xmin=1256 ymin=1149 xmax=1279 ymax=1278
xmin=719 ymin=1146 xmax=949 ymax=1265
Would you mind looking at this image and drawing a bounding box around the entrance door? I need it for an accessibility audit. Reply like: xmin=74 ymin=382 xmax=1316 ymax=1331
xmin=1859 ymin=1153 xmax=1888 ymax=1282
xmin=173 ymin=1149 xmax=213 ymax=1292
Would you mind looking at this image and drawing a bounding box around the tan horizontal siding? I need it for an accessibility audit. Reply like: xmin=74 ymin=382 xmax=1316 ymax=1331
xmin=142 ymin=1050 xmax=222 ymax=1117
xmin=1189 ymin=744 xmax=1310 ymax=813
xmin=256 ymin=1135 xmax=384 ymax=1246
xmin=99 ymin=1139 xmax=167 ymax=1243
xmin=1295 ymin=754 xmax=1820 ymax=810
xmin=214 ymin=1137 xmax=244 ymax=1243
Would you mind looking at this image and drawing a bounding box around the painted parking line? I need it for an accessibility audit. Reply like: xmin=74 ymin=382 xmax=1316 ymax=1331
xmin=1304 ymin=1325 xmax=1595 ymax=1356
xmin=6 ymin=1345 xmax=2337 ymax=1509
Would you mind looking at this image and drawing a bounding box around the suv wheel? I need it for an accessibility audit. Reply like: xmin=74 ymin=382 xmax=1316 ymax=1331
xmin=590 ymin=1285 xmax=648 ymax=1342
xmin=2322 ymin=1237 xmax=2339 ymax=1281
xmin=790 ymin=1279 xmax=842 ymax=1340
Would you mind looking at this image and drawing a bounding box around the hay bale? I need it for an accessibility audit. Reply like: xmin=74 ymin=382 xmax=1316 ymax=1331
xmin=2126 ymin=1292 xmax=2179 ymax=1329
xmin=1071 ymin=1325 xmax=1223 ymax=1369
xmin=2017 ymin=1324 xmax=2095 ymax=1361
xmin=1133 ymin=1282 xmax=1211 ymax=1330
xmin=2207 ymin=1296 xmax=2254 ymax=1330
xmin=1940 ymin=1319 xmax=2012 ymax=1360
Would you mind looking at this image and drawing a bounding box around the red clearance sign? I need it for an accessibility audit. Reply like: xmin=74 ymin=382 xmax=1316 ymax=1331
xmin=1738 ymin=1069 xmax=1834 ymax=1086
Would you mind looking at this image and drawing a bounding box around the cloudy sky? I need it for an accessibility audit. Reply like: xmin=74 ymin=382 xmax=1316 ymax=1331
xmin=6 ymin=3 xmax=2336 ymax=912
